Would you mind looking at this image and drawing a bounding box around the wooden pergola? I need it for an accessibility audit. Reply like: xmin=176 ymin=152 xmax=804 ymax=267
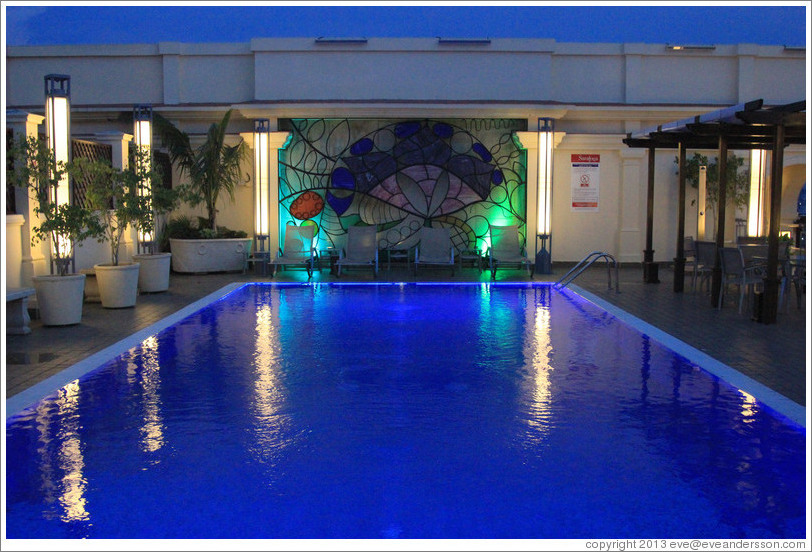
xmin=623 ymin=99 xmax=806 ymax=324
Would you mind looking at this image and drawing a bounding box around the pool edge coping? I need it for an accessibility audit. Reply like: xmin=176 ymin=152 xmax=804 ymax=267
xmin=569 ymin=283 xmax=807 ymax=428
xmin=5 ymin=282 xmax=245 ymax=419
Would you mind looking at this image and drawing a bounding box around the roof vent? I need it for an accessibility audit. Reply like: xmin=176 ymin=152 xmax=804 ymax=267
xmin=438 ymin=38 xmax=491 ymax=45
xmin=315 ymin=37 xmax=368 ymax=44
xmin=666 ymin=44 xmax=716 ymax=51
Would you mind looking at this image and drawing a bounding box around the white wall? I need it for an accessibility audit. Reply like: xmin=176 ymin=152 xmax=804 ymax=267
xmin=7 ymin=39 xmax=805 ymax=108
xmin=6 ymin=38 xmax=806 ymax=266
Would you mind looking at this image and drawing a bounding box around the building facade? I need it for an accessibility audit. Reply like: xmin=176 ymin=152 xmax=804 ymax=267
xmin=5 ymin=38 xmax=807 ymax=284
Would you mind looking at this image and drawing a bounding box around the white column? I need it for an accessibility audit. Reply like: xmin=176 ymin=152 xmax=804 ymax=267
xmin=268 ymin=131 xmax=292 ymax=253
xmin=514 ymin=131 xmax=539 ymax=253
xmin=6 ymin=110 xmax=47 ymax=286
xmin=5 ymin=214 xmax=25 ymax=288
xmin=515 ymin=126 xmax=565 ymax=259
xmin=94 ymin=131 xmax=133 ymax=170
xmin=619 ymin=148 xmax=646 ymax=263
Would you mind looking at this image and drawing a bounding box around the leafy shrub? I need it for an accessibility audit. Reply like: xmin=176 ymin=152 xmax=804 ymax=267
xmin=163 ymin=215 xmax=247 ymax=251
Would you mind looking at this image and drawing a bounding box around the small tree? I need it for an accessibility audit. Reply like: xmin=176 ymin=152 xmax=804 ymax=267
xmin=153 ymin=109 xmax=247 ymax=232
xmin=6 ymin=135 xmax=104 ymax=276
xmin=74 ymin=155 xmax=152 ymax=266
xmin=128 ymin=148 xmax=180 ymax=255
xmin=676 ymin=152 xmax=750 ymax=234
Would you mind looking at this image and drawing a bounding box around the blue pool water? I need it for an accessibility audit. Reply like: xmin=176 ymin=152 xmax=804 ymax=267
xmin=5 ymin=283 xmax=806 ymax=539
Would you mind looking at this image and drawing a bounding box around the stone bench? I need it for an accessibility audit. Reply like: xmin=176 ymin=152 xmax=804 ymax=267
xmin=6 ymin=287 xmax=36 ymax=335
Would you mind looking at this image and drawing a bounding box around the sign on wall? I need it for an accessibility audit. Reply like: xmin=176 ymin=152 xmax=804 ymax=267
xmin=571 ymin=154 xmax=600 ymax=212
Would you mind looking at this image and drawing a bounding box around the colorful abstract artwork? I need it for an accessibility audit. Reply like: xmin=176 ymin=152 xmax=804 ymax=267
xmin=278 ymin=119 xmax=527 ymax=253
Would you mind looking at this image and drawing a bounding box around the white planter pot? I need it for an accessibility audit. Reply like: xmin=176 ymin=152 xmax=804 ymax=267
xmin=132 ymin=253 xmax=172 ymax=292
xmin=170 ymin=238 xmax=251 ymax=274
xmin=94 ymin=262 xmax=140 ymax=308
xmin=32 ymin=273 xmax=86 ymax=326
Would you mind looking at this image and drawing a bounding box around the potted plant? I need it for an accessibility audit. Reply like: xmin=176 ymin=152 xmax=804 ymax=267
xmin=75 ymin=155 xmax=150 ymax=308
xmin=130 ymin=151 xmax=180 ymax=292
xmin=7 ymin=135 xmax=104 ymax=325
xmin=153 ymin=109 xmax=252 ymax=273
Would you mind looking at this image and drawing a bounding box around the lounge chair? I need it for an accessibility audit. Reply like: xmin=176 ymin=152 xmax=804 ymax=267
xmin=414 ymin=226 xmax=455 ymax=276
xmin=336 ymin=225 xmax=379 ymax=277
xmin=487 ymin=225 xmax=533 ymax=279
xmin=269 ymin=225 xmax=316 ymax=279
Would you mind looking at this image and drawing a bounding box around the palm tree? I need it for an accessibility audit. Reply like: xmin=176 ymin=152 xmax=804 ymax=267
xmin=154 ymin=109 xmax=246 ymax=232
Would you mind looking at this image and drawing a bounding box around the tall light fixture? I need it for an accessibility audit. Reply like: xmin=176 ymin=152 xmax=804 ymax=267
xmin=44 ymin=74 xmax=72 ymax=273
xmin=254 ymin=119 xmax=271 ymax=256
xmin=535 ymin=117 xmax=555 ymax=274
xmin=133 ymin=104 xmax=153 ymax=253
xmin=697 ymin=165 xmax=707 ymax=240
xmin=748 ymin=149 xmax=767 ymax=237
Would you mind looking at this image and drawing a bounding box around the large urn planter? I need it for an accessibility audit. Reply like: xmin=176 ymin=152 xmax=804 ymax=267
xmin=170 ymin=238 xmax=251 ymax=274
xmin=132 ymin=253 xmax=172 ymax=292
xmin=32 ymin=273 xmax=87 ymax=326
xmin=94 ymin=262 xmax=140 ymax=308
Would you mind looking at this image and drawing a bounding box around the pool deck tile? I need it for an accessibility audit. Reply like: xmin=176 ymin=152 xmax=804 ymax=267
xmin=4 ymin=262 xmax=808 ymax=410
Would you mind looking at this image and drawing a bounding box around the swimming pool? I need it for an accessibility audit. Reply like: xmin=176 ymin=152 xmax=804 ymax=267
xmin=5 ymin=283 xmax=807 ymax=538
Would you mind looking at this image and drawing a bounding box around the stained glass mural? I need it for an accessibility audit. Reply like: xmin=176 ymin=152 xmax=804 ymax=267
xmin=278 ymin=118 xmax=527 ymax=253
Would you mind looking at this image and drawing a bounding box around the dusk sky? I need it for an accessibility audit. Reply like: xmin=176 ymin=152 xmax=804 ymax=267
xmin=3 ymin=3 xmax=808 ymax=48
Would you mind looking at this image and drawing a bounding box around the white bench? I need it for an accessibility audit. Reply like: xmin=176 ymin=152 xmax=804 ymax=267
xmin=6 ymin=287 xmax=36 ymax=335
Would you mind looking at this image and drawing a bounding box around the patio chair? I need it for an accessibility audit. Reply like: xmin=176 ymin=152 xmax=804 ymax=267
xmin=487 ymin=225 xmax=533 ymax=279
xmin=790 ymin=257 xmax=806 ymax=310
xmin=413 ymin=226 xmax=455 ymax=276
xmin=718 ymin=246 xmax=763 ymax=313
xmin=269 ymin=225 xmax=316 ymax=279
xmin=681 ymin=236 xmax=697 ymax=281
xmin=693 ymin=240 xmax=717 ymax=293
xmin=336 ymin=225 xmax=379 ymax=277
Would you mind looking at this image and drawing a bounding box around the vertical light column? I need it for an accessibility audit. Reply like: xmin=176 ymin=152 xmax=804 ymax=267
xmin=697 ymin=166 xmax=707 ymax=240
xmin=254 ymin=119 xmax=271 ymax=255
xmin=134 ymin=105 xmax=153 ymax=253
xmin=747 ymin=150 xmax=767 ymax=237
xmin=535 ymin=117 xmax=555 ymax=274
xmin=44 ymin=74 xmax=71 ymax=273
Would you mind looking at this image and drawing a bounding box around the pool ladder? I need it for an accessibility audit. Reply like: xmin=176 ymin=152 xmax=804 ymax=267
xmin=555 ymin=251 xmax=620 ymax=292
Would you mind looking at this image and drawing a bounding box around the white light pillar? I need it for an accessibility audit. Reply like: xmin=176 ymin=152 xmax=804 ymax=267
xmin=134 ymin=104 xmax=154 ymax=252
xmin=697 ymin=166 xmax=707 ymax=240
xmin=44 ymin=74 xmax=72 ymax=273
xmin=253 ymin=119 xmax=271 ymax=255
xmin=747 ymin=150 xmax=768 ymax=237
xmin=536 ymin=117 xmax=555 ymax=274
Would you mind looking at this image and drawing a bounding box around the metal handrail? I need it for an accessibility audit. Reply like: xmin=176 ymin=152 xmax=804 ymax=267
xmin=555 ymin=251 xmax=620 ymax=292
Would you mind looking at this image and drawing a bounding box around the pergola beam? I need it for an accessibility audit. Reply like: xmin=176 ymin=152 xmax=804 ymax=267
xmin=762 ymin=123 xmax=786 ymax=324
xmin=710 ymin=135 xmax=729 ymax=308
xmin=643 ymin=146 xmax=659 ymax=283
xmin=621 ymin=99 xmax=805 ymax=324
xmin=674 ymin=142 xmax=687 ymax=292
